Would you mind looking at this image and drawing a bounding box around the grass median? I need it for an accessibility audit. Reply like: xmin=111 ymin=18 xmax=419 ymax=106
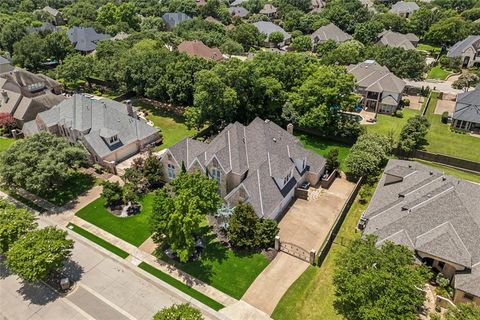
xmin=67 ymin=223 xmax=129 ymax=259
xmin=138 ymin=262 xmax=224 ymax=311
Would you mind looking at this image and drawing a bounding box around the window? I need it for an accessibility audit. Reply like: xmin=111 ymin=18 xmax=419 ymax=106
xmin=167 ymin=163 xmax=176 ymax=179
xmin=211 ymin=167 xmax=221 ymax=182
xmin=283 ymin=171 xmax=292 ymax=186
xmin=109 ymin=135 xmax=118 ymax=144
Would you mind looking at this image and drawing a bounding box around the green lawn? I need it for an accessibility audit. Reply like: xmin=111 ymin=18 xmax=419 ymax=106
xmin=133 ymin=99 xmax=199 ymax=150
xmin=366 ymin=108 xmax=420 ymax=139
xmin=294 ymin=133 xmax=352 ymax=172
xmin=67 ymin=223 xmax=130 ymax=259
xmin=138 ymin=262 xmax=224 ymax=311
xmin=414 ymin=160 xmax=480 ymax=183
xmin=0 ymin=137 xmax=15 ymax=154
xmin=272 ymin=182 xmax=375 ymax=320
xmin=416 ymin=44 xmax=441 ymax=55
xmin=160 ymin=225 xmax=269 ymax=299
xmin=424 ymin=92 xmax=480 ymax=163
xmin=427 ymin=66 xmax=451 ymax=80
xmin=75 ymin=194 xmax=154 ymax=247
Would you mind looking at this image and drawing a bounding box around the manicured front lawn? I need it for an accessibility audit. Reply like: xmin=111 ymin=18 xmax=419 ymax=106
xmin=161 ymin=228 xmax=269 ymax=300
xmin=427 ymin=66 xmax=451 ymax=80
xmin=67 ymin=223 xmax=129 ymax=259
xmin=272 ymin=182 xmax=374 ymax=320
xmin=138 ymin=262 xmax=224 ymax=311
xmin=133 ymin=99 xmax=199 ymax=150
xmin=366 ymin=108 xmax=420 ymax=139
xmin=0 ymin=137 xmax=15 ymax=154
xmin=294 ymin=133 xmax=352 ymax=172
xmin=75 ymin=194 xmax=154 ymax=246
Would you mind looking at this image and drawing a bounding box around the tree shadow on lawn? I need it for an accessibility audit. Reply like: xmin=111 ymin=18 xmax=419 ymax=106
xmin=43 ymin=171 xmax=96 ymax=207
xmin=133 ymin=99 xmax=187 ymax=124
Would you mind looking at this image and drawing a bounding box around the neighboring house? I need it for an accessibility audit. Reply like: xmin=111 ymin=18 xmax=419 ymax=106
xmin=259 ymin=4 xmax=277 ymax=19
xmin=361 ymin=160 xmax=480 ymax=306
xmin=310 ymin=0 xmax=326 ymax=12
xmin=42 ymin=6 xmax=65 ymax=26
xmin=311 ymin=23 xmax=352 ymax=47
xmin=23 ymin=94 xmax=161 ymax=168
xmin=347 ymin=60 xmax=406 ymax=114
xmin=377 ymin=30 xmax=419 ymax=50
xmin=252 ymin=21 xmax=291 ymax=47
xmin=178 ymin=40 xmax=223 ymax=61
xmin=67 ymin=27 xmax=110 ymax=53
xmin=160 ymin=118 xmax=326 ymax=220
xmin=447 ymin=35 xmax=480 ymax=69
xmin=228 ymin=6 xmax=249 ymax=18
xmin=28 ymin=23 xmax=60 ymax=34
xmin=162 ymin=12 xmax=192 ymax=30
xmin=230 ymin=0 xmax=248 ymax=7
xmin=389 ymin=1 xmax=419 ymax=18
xmin=0 ymin=57 xmax=14 ymax=74
xmin=451 ymin=85 xmax=480 ymax=133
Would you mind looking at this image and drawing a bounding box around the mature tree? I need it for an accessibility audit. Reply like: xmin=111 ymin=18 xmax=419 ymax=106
xmin=150 ymin=172 xmax=221 ymax=262
xmin=228 ymin=23 xmax=263 ymax=50
xmin=63 ymin=0 xmax=97 ymax=27
xmin=321 ymin=0 xmax=371 ymax=34
xmin=345 ymin=133 xmax=393 ymax=177
xmin=227 ymin=203 xmax=262 ymax=249
xmin=116 ymin=2 xmax=141 ymax=31
xmin=97 ymin=2 xmax=118 ymax=28
xmin=101 ymin=181 xmax=123 ymax=208
xmin=433 ymin=0 xmax=476 ymax=12
xmin=0 ymin=200 xmax=37 ymax=253
xmin=268 ymin=31 xmax=284 ymax=47
xmin=325 ymin=148 xmax=340 ymax=171
xmin=153 ymin=304 xmax=203 ymax=320
xmin=374 ymin=13 xmax=407 ymax=33
xmin=6 ymin=227 xmax=74 ymax=283
xmin=322 ymin=40 xmax=364 ymax=65
xmin=398 ymin=115 xmax=430 ymax=153
xmin=0 ymin=132 xmax=88 ymax=195
xmin=353 ymin=20 xmax=383 ymax=44
xmin=142 ymin=154 xmax=164 ymax=189
xmin=444 ymin=303 xmax=480 ymax=320
xmin=141 ymin=16 xmax=166 ymax=32
xmin=333 ymin=235 xmax=431 ymax=320
xmin=408 ymin=8 xmax=440 ymax=37
xmin=291 ymin=35 xmax=312 ymax=52
xmin=12 ymin=33 xmax=46 ymax=72
xmin=425 ymin=17 xmax=471 ymax=47
xmin=0 ymin=19 xmax=27 ymax=53
xmin=56 ymin=53 xmax=95 ymax=85
xmin=45 ymin=31 xmax=74 ymax=62
xmin=220 ymin=40 xmax=244 ymax=55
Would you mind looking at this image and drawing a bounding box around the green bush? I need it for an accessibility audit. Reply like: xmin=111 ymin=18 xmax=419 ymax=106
xmin=441 ymin=111 xmax=449 ymax=124
xmin=395 ymin=111 xmax=404 ymax=118
xmin=403 ymin=98 xmax=410 ymax=106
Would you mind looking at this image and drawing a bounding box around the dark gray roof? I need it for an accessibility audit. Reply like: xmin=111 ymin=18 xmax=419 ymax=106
xmin=377 ymin=30 xmax=418 ymax=50
xmin=364 ymin=160 xmax=480 ymax=297
xmin=166 ymin=118 xmax=326 ymax=219
xmin=252 ymin=21 xmax=291 ymax=41
xmin=389 ymin=1 xmax=419 ymax=14
xmin=228 ymin=6 xmax=249 ymax=18
xmin=447 ymin=36 xmax=480 ymax=58
xmin=162 ymin=12 xmax=192 ymax=29
xmin=28 ymin=94 xmax=159 ymax=158
xmin=453 ymin=85 xmax=480 ymax=124
xmin=311 ymin=23 xmax=352 ymax=43
xmin=347 ymin=60 xmax=405 ymax=94
xmin=0 ymin=56 xmax=10 ymax=65
xmin=28 ymin=23 xmax=60 ymax=34
xmin=230 ymin=0 xmax=248 ymax=6
xmin=67 ymin=27 xmax=110 ymax=52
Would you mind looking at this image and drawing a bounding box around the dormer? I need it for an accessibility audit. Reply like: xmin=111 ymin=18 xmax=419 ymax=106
xmin=384 ymin=165 xmax=416 ymax=186
xmin=99 ymin=128 xmax=119 ymax=146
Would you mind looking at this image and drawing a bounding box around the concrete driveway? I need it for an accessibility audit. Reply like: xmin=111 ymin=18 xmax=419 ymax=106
xmin=242 ymin=177 xmax=356 ymax=315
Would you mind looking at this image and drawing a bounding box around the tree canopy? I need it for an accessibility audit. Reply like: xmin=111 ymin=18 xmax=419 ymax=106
xmin=0 ymin=200 xmax=37 ymax=253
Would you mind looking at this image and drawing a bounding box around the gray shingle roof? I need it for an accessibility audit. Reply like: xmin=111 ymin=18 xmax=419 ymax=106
xmin=28 ymin=23 xmax=60 ymax=34
xmin=162 ymin=12 xmax=192 ymax=29
xmin=228 ymin=6 xmax=249 ymax=18
xmin=165 ymin=118 xmax=325 ymax=219
xmin=347 ymin=60 xmax=405 ymax=94
xmin=377 ymin=30 xmax=418 ymax=50
xmin=364 ymin=160 xmax=480 ymax=297
xmin=252 ymin=21 xmax=291 ymax=41
xmin=447 ymin=36 xmax=480 ymax=58
xmin=453 ymin=85 xmax=480 ymax=124
xmin=0 ymin=56 xmax=10 ymax=65
xmin=230 ymin=0 xmax=248 ymax=7
xmin=311 ymin=23 xmax=352 ymax=43
xmin=67 ymin=27 xmax=110 ymax=52
xmin=389 ymin=1 xmax=419 ymax=14
xmin=29 ymin=94 xmax=159 ymax=158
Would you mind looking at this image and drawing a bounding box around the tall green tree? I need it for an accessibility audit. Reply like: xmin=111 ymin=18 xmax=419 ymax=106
xmin=333 ymin=235 xmax=430 ymax=320
xmin=268 ymin=31 xmax=284 ymax=47
xmin=6 ymin=226 xmax=74 ymax=283
xmin=425 ymin=17 xmax=471 ymax=47
xmin=0 ymin=200 xmax=37 ymax=253
xmin=45 ymin=31 xmax=74 ymax=62
xmin=227 ymin=203 xmax=262 ymax=249
xmin=150 ymin=172 xmax=221 ymax=262
xmin=398 ymin=115 xmax=430 ymax=153
xmin=345 ymin=133 xmax=393 ymax=177
xmin=56 ymin=53 xmax=95 ymax=85
xmin=0 ymin=19 xmax=27 ymax=53
xmin=12 ymin=33 xmax=46 ymax=72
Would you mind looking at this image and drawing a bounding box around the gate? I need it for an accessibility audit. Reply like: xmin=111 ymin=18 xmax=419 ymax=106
xmin=279 ymin=241 xmax=311 ymax=263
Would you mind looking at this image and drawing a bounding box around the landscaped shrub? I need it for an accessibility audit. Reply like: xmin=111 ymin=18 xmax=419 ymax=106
xmin=403 ymin=98 xmax=410 ymax=107
xmin=439 ymin=56 xmax=461 ymax=72
xmin=441 ymin=111 xmax=449 ymax=124
xmin=325 ymin=148 xmax=340 ymax=170
xmin=394 ymin=110 xmax=404 ymax=118
xmin=101 ymin=181 xmax=123 ymax=208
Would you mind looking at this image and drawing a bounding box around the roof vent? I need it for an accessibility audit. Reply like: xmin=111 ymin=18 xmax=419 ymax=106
xmin=273 ymin=138 xmax=277 ymax=143
xmin=442 ymin=176 xmax=446 ymax=181
xmin=429 ymin=171 xmax=433 ymax=175
xmin=265 ymin=119 xmax=270 ymax=123
xmin=408 ymin=164 xmax=412 ymax=168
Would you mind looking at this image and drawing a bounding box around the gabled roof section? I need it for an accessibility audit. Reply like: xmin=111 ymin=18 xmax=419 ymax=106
xmin=178 ymin=40 xmax=223 ymax=60
xmin=389 ymin=1 xmax=419 ymax=14
xmin=67 ymin=27 xmax=110 ymax=52
xmin=311 ymin=23 xmax=352 ymax=43
xmin=453 ymin=85 xmax=480 ymax=123
xmin=377 ymin=30 xmax=418 ymax=50
xmin=162 ymin=12 xmax=192 ymax=29
xmin=347 ymin=60 xmax=405 ymax=94
xmin=228 ymin=6 xmax=250 ymax=18
xmin=252 ymin=21 xmax=291 ymax=41
xmin=447 ymin=35 xmax=480 ymax=58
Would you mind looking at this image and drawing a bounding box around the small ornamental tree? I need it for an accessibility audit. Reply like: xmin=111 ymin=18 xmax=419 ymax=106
xmin=0 ymin=112 xmax=16 ymax=135
xmin=345 ymin=133 xmax=393 ymax=177
xmin=0 ymin=200 xmax=37 ymax=253
xmin=153 ymin=304 xmax=203 ymax=320
xmin=398 ymin=115 xmax=430 ymax=153
xmin=143 ymin=154 xmax=164 ymax=189
xmin=6 ymin=226 xmax=74 ymax=283
xmin=268 ymin=31 xmax=284 ymax=48
xmin=227 ymin=203 xmax=261 ymax=249
xmin=101 ymin=181 xmax=123 ymax=208
xmin=325 ymin=148 xmax=340 ymax=171
xmin=333 ymin=235 xmax=431 ymax=320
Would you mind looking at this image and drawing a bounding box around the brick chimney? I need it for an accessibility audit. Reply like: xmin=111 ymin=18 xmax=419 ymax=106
xmin=125 ymin=100 xmax=136 ymax=118
xmin=287 ymin=123 xmax=294 ymax=135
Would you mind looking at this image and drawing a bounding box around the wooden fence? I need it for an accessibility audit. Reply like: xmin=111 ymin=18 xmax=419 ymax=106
xmin=396 ymin=149 xmax=480 ymax=173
